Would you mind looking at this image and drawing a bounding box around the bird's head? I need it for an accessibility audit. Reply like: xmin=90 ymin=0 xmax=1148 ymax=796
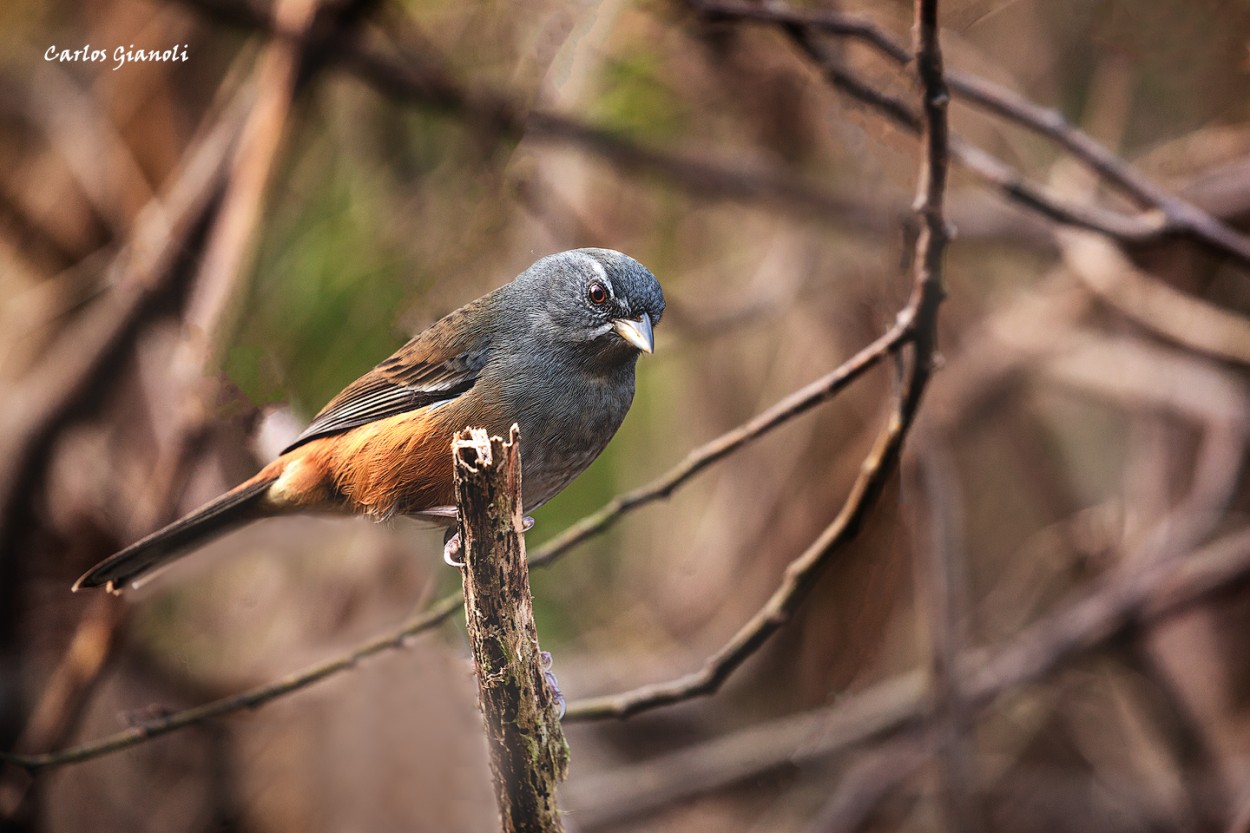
xmin=518 ymin=248 xmax=665 ymax=360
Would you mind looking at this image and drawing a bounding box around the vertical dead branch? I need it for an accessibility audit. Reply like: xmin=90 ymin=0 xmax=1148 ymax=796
xmin=453 ymin=426 xmax=569 ymax=833
xmin=907 ymin=0 xmax=949 ymax=381
xmin=907 ymin=0 xmax=967 ymax=830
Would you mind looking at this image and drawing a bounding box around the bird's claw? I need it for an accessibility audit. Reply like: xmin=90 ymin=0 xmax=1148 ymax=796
xmin=522 ymin=515 xmax=535 ymax=532
xmin=540 ymin=650 xmax=566 ymax=719
xmin=443 ymin=530 xmax=463 ymax=567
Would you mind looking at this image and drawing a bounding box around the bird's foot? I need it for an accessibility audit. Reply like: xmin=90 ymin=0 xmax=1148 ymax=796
xmin=540 ymin=650 xmax=566 ymax=719
xmin=443 ymin=529 xmax=463 ymax=567
xmin=522 ymin=515 xmax=535 ymax=532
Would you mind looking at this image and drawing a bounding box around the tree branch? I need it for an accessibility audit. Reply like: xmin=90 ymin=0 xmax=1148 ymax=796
xmin=453 ymin=426 xmax=568 ymax=833
xmin=178 ymin=0 xmax=890 ymax=229
xmin=561 ymin=370 xmax=920 ymax=720
xmin=0 ymin=594 xmax=462 ymax=771
xmin=563 ymin=0 xmax=953 ymax=720
xmin=563 ymin=523 xmax=1250 ymax=824
xmin=773 ymin=13 xmax=1166 ymax=246
xmin=0 ymin=319 xmax=903 ymax=771
xmin=689 ymin=0 xmax=1250 ymax=267
xmin=1 ymin=0 xmax=952 ymax=762
xmin=528 ymin=322 xmax=905 ymax=568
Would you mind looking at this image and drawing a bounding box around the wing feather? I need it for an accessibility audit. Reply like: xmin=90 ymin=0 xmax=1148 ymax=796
xmin=281 ymin=299 xmax=494 ymax=453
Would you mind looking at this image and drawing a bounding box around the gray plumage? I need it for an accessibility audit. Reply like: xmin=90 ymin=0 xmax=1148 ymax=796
xmin=75 ymin=248 xmax=664 ymax=591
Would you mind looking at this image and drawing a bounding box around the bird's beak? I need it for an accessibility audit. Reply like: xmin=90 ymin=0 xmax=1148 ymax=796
xmin=612 ymin=312 xmax=654 ymax=354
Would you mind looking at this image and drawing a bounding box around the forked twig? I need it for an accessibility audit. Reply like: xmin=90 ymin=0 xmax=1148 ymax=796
xmin=564 ymin=0 xmax=952 ymax=722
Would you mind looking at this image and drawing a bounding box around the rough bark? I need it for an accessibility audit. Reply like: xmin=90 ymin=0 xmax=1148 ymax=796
xmin=452 ymin=425 xmax=568 ymax=833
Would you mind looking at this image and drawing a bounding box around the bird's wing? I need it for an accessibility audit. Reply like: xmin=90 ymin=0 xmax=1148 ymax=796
xmin=281 ymin=301 xmax=493 ymax=454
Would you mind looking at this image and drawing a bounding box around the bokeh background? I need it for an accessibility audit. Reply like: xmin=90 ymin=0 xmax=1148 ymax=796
xmin=3 ymin=0 xmax=1250 ymax=831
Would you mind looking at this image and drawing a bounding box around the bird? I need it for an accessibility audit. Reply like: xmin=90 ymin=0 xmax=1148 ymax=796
xmin=74 ymin=248 xmax=664 ymax=593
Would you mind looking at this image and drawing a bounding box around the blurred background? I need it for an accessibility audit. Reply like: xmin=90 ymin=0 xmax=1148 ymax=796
xmin=3 ymin=0 xmax=1250 ymax=830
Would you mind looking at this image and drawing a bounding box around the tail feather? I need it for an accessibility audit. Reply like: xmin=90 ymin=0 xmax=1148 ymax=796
xmin=74 ymin=476 xmax=277 ymax=593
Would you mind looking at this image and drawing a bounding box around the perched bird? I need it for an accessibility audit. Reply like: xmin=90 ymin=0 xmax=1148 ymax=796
xmin=75 ymin=248 xmax=664 ymax=593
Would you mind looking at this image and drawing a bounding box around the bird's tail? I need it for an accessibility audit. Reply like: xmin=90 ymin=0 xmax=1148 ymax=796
xmin=73 ymin=474 xmax=278 ymax=593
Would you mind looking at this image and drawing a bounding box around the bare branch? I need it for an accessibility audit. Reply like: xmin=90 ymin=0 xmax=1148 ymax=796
xmin=1058 ymin=230 xmax=1250 ymax=367
xmin=529 ymin=322 xmax=906 ymax=568
xmin=566 ymin=522 xmax=1250 ymax=825
xmin=909 ymin=5 xmax=983 ymax=831
xmin=0 ymin=594 xmax=462 ymax=771
xmin=690 ymin=0 xmax=1250 ymax=266
xmin=774 ymin=14 xmax=1167 ymax=246
xmin=563 ymin=0 xmax=953 ymax=721
xmin=562 ymin=406 xmax=927 ymax=720
xmin=0 ymin=318 xmax=906 ymax=770
xmin=178 ymin=0 xmax=892 ymax=230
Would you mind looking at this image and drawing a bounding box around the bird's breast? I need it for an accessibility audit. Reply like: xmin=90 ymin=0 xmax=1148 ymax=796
xmin=500 ymin=364 xmax=636 ymax=510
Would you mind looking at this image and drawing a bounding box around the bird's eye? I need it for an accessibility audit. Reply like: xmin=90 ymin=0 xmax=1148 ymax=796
xmin=588 ymin=282 xmax=609 ymax=305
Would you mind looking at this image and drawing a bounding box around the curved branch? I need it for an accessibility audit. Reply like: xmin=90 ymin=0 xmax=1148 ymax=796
xmin=529 ymin=321 xmax=907 ymax=568
xmin=562 ymin=390 xmax=921 ymax=719
xmin=0 ymin=594 xmax=462 ymax=771
xmin=0 ymin=318 xmax=907 ymax=771
xmin=564 ymin=0 xmax=953 ymax=720
xmin=180 ymin=0 xmax=890 ymax=230
xmin=690 ymin=0 xmax=1250 ymax=266
xmin=564 ymin=524 xmax=1250 ymax=823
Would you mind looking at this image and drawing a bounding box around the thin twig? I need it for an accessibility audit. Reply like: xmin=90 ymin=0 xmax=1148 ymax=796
xmin=690 ymin=0 xmax=1250 ymax=267
xmin=179 ymin=0 xmax=892 ymax=230
xmin=563 ymin=0 xmax=953 ymax=721
xmin=948 ymin=75 xmax=1250 ymax=263
xmin=0 ymin=316 xmax=904 ymax=770
xmin=562 ymin=522 xmax=1250 ymax=823
xmin=778 ymin=18 xmax=1166 ymax=245
xmin=562 ymin=405 xmax=928 ymax=720
xmin=528 ymin=322 xmax=906 ymax=567
xmin=909 ymin=5 xmax=984 ymax=830
xmin=0 ymin=594 xmax=462 ymax=771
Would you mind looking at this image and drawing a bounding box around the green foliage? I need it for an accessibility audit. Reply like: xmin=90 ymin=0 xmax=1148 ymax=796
xmin=226 ymin=134 xmax=414 ymax=417
xmin=593 ymin=52 xmax=687 ymax=142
